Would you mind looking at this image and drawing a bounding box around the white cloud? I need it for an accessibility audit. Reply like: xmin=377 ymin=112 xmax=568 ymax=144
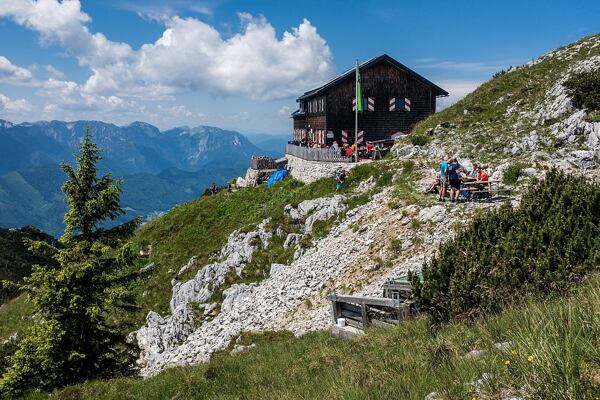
xmin=84 ymin=14 xmax=334 ymax=100
xmin=170 ymin=105 xmax=192 ymax=117
xmin=0 ymin=0 xmax=132 ymax=67
xmin=42 ymin=64 xmax=65 ymax=79
xmin=0 ymin=1 xmax=333 ymax=101
xmin=0 ymin=93 xmax=31 ymax=112
xmin=113 ymin=0 xmax=214 ymax=21
xmin=278 ymin=105 xmax=291 ymax=117
xmin=0 ymin=55 xmax=33 ymax=84
xmin=39 ymin=77 xmax=138 ymax=113
xmin=436 ymin=80 xmax=483 ymax=109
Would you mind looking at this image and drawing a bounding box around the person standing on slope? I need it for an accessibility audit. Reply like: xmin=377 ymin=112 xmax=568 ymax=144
xmin=445 ymin=158 xmax=463 ymax=203
xmin=438 ymin=157 xmax=451 ymax=202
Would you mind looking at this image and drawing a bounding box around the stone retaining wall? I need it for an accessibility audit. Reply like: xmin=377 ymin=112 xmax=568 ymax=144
xmin=285 ymin=154 xmax=363 ymax=184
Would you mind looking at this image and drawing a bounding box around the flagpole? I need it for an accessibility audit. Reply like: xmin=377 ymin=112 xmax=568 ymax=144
xmin=355 ymin=59 xmax=358 ymax=163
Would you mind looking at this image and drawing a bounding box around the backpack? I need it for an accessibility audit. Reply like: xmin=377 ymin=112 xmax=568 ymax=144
xmin=447 ymin=162 xmax=460 ymax=179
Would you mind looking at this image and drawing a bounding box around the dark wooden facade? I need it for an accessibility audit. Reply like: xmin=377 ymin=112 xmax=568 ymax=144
xmin=292 ymin=55 xmax=448 ymax=145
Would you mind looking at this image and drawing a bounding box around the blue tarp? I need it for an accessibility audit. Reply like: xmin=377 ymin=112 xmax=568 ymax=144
xmin=265 ymin=169 xmax=288 ymax=187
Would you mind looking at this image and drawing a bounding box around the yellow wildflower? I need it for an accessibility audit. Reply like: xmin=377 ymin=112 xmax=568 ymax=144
xmin=503 ymin=359 xmax=511 ymax=366
xmin=527 ymin=355 xmax=534 ymax=363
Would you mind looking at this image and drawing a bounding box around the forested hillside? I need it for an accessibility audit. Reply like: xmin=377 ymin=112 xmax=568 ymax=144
xmin=0 ymin=120 xmax=267 ymax=235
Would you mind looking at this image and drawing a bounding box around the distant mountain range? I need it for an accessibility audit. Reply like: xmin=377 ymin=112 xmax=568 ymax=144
xmin=0 ymin=119 xmax=283 ymax=235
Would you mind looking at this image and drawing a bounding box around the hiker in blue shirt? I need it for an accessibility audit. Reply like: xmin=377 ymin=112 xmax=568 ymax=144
xmin=445 ymin=158 xmax=463 ymax=202
xmin=438 ymin=158 xmax=451 ymax=202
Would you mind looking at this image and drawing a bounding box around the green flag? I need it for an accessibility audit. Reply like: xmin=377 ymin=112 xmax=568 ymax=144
xmin=356 ymin=63 xmax=363 ymax=112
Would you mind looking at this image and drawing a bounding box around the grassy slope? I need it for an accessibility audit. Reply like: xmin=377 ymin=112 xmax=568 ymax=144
xmin=126 ymin=162 xmax=394 ymax=324
xmin=31 ymin=274 xmax=600 ymax=400
xmin=409 ymin=33 xmax=600 ymax=164
xmin=0 ymin=296 xmax=34 ymax=341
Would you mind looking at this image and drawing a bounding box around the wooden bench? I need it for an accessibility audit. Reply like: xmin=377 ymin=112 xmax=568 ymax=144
xmin=329 ymin=282 xmax=413 ymax=330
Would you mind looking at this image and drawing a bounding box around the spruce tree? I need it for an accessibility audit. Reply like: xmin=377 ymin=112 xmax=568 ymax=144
xmin=0 ymin=130 xmax=139 ymax=397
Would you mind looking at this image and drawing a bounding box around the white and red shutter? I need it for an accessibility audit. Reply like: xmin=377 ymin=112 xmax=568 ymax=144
xmin=352 ymin=98 xmax=357 ymax=111
xmin=389 ymin=97 xmax=396 ymax=111
xmin=341 ymin=130 xmax=348 ymax=144
xmin=356 ymin=130 xmax=364 ymax=144
xmin=367 ymin=97 xmax=374 ymax=111
xmin=404 ymin=98 xmax=411 ymax=112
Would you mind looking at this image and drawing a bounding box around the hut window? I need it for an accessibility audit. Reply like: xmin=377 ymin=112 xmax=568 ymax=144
xmin=388 ymin=97 xmax=411 ymax=112
xmin=353 ymin=97 xmax=374 ymax=111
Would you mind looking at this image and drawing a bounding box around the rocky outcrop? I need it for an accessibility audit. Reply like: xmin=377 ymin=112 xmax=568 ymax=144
xmin=284 ymin=195 xmax=347 ymax=233
xmin=135 ymin=194 xmax=350 ymax=375
xmin=529 ymin=55 xmax=600 ymax=163
xmin=136 ymin=220 xmax=272 ymax=369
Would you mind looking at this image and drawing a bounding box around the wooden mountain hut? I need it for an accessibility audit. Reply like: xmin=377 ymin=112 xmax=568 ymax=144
xmin=291 ymin=54 xmax=448 ymax=146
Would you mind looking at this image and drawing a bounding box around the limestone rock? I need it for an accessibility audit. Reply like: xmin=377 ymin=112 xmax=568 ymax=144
xmin=284 ymin=195 xmax=347 ymax=233
xmin=231 ymin=343 xmax=256 ymax=355
xmin=135 ymin=218 xmax=272 ymax=369
xmin=418 ymin=205 xmax=446 ymax=224
xmin=283 ymin=233 xmax=302 ymax=249
xmin=566 ymin=150 xmax=596 ymax=169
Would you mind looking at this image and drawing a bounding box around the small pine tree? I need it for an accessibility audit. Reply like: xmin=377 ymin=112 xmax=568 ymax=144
xmin=0 ymin=130 xmax=140 ymax=396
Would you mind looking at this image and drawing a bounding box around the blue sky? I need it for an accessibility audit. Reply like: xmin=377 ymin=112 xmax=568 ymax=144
xmin=0 ymin=0 xmax=598 ymax=134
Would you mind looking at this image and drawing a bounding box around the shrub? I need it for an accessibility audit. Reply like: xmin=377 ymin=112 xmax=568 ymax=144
xmin=411 ymin=169 xmax=600 ymax=325
xmin=502 ymin=163 xmax=523 ymax=185
xmin=409 ymin=134 xmax=431 ymax=146
xmin=563 ymin=70 xmax=600 ymax=111
xmin=390 ymin=239 xmax=402 ymax=253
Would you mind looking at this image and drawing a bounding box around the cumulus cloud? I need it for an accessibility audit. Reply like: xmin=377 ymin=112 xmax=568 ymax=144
xmin=84 ymin=14 xmax=334 ymax=100
xmin=39 ymin=78 xmax=138 ymax=113
xmin=0 ymin=0 xmax=132 ymax=67
xmin=0 ymin=1 xmax=333 ymax=101
xmin=0 ymin=93 xmax=31 ymax=112
xmin=0 ymin=55 xmax=33 ymax=84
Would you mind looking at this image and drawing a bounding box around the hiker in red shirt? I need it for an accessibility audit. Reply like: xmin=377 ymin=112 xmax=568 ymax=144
xmin=366 ymin=142 xmax=373 ymax=158
xmin=478 ymin=169 xmax=489 ymax=182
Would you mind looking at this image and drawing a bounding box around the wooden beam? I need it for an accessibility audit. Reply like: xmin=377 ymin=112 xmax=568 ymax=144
xmin=333 ymin=295 xmax=402 ymax=308
xmin=361 ymin=303 xmax=368 ymax=328
xmin=344 ymin=318 xmax=363 ymax=330
xmin=370 ymin=319 xmax=395 ymax=328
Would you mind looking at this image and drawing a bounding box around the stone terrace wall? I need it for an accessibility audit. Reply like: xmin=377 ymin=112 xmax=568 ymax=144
xmin=285 ymin=154 xmax=362 ymax=184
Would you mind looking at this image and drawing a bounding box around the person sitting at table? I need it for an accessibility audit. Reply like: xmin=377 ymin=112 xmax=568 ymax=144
xmin=477 ymin=168 xmax=489 ymax=182
xmin=424 ymin=172 xmax=441 ymax=194
xmin=469 ymin=163 xmax=480 ymax=178
xmin=445 ymin=158 xmax=463 ymax=202
xmin=331 ymin=141 xmax=340 ymax=151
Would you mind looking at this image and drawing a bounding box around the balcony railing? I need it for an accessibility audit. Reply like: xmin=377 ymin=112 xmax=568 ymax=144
xmin=285 ymin=143 xmax=353 ymax=163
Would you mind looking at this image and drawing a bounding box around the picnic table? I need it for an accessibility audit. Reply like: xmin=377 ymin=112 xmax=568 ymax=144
xmin=459 ymin=178 xmax=503 ymax=202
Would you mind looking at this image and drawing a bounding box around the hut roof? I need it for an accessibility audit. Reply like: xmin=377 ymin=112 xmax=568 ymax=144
xmin=297 ymin=54 xmax=449 ymax=101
